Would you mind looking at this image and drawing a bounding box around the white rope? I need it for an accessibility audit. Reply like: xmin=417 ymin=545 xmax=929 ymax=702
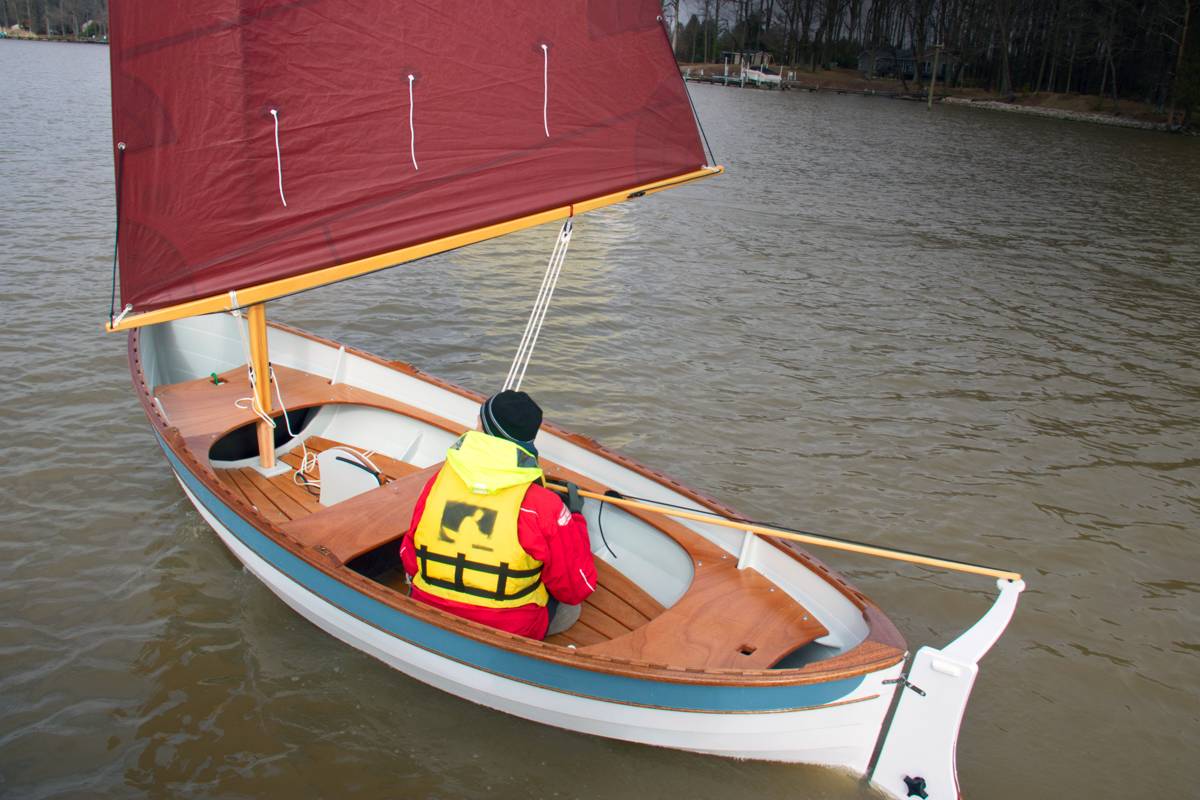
xmin=264 ymin=366 xmax=385 ymax=489
xmin=503 ymin=218 xmax=573 ymax=391
xmin=113 ymin=304 xmax=133 ymax=325
xmin=269 ymin=108 xmax=288 ymax=207
xmin=407 ymin=75 xmax=419 ymax=170
xmin=503 ymin=219 xmax=570 ymax=390
xmin=506 ymin=222 xmax=569 ymax=386
xmin=541 ymin=44 xmax=550 ymax=137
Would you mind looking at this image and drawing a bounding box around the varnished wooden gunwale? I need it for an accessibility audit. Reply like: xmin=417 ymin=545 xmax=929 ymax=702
xmin=129 ymin=325 xmax=906 ymax=687
xmin=214 ymin=430 xmax=830 ymax=668
xmin=268 ymin=322 xmax=889 ymax=621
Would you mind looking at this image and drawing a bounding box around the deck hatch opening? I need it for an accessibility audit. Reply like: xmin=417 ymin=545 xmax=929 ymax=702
xmin=208 ymin=405 xmax=320 ymax=462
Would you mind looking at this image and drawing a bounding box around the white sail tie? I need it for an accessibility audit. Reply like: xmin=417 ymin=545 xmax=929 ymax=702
xmin=269 ymin=108 xmax=288 ymax=207
xmin=541 ymin=44 xmax=550 ymax=137
xmin=407 ymin=74 xmax=419 ymax=170
xmin=503 ymin=218 xmax=573 ymax=392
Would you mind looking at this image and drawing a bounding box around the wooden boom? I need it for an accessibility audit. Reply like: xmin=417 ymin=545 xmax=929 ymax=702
xmin=105 ymin=166 xmax=722 ymax=333
xmin=546 ymin=481 xmax=1022 ymax=582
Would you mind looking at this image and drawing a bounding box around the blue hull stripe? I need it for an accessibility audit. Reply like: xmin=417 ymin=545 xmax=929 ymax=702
xmin=161 ymin=437 xmax=865 ymax=712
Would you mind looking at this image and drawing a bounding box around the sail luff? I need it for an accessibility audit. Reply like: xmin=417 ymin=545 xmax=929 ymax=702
xmin=106 ymin=166 xmax=722 ymax=333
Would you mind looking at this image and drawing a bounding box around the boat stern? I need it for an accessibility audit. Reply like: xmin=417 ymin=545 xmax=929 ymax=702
xmin=870 ymin=578 xmax=1026 ymax=799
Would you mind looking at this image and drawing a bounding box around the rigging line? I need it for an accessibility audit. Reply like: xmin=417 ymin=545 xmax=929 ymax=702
xmin=680 ymin=75 xmax=717 ymax=167
xmin=108 ymin=142 xmax=127 ymax=324
xmin=504 ymin=218 xmax=573 ymax=391
xmin=503 ymin=220 xmax=568 ymax=389
xmin=595 ymin=491 xmax=618 ymax=559
xmin=541 ymin=43 xmax=550 ymax=137
xmin=407 ymin=74 xmax=419 ymax=170
xmin=514 ymin=221 xmax=572 ymax=390
xmin=269 ymin=108 xmax=288 ymax=207
xmin=504 ymin=218 xmax=570 ymax=390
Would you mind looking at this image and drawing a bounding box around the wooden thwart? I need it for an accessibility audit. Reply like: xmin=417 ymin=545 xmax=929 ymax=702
xmin=281 ymin=465 xmax=440 ymax=564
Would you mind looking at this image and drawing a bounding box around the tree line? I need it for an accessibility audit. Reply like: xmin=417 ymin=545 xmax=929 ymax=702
xmin=668 ymin=0 xmax=1198 ymax=116
xmin=5 ymin=1 xmax=1195 ymax=120
xmin=2 ymin=0 xmax=108 ymax=38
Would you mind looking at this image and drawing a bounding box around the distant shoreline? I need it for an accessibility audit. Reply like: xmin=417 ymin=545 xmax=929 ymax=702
xmin=941 ymin=97 xmax=1192 ymax=134
xmin=681 ymin=63 xmax=1195 ymax=135
xmin=0 ymin=33 xmax=106 ymax=45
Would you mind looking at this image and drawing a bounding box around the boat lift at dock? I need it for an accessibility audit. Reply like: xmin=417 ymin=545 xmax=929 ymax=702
xmin=682 ymin=65 xmax=950 ymax=103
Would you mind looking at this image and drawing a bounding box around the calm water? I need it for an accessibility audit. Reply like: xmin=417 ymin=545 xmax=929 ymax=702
xmin=2 ymin=39 xmax=1198 ymax=800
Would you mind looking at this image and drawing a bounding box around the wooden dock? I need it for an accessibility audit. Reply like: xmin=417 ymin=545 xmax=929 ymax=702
xmin=682 ymin=69 xmax=944 ymax=102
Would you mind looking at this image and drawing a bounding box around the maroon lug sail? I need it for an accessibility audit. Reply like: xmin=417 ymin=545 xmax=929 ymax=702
xmin=108 ymin=1 xmax=708 ymax=312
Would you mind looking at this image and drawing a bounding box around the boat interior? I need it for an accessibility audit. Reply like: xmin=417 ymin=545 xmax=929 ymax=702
xmin=138 ymin=314 xmax=897 ymax=674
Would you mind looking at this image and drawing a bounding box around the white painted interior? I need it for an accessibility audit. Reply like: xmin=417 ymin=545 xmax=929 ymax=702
xmin=143 ymin=312 xmax=870 ymax=651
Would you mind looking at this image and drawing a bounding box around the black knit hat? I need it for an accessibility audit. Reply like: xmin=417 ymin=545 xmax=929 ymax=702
xmin=480 ymin=391 xmax=543 ymax=445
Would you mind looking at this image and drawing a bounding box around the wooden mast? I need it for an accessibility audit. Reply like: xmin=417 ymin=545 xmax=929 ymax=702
xmin=246 ymin=303 xmax=276 ymax=469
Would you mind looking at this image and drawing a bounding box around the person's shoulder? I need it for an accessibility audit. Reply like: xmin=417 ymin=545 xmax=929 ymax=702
xmin=523 ymin=482 xmax=565 ymax=510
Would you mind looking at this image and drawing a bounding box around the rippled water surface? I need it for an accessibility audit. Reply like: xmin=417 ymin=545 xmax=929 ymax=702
xmin=2 ymin=40 xmax=1198 ymax=800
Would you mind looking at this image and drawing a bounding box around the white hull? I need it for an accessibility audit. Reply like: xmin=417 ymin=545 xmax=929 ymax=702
xmin=176 ymin=474 xmax=902 ymax=770
xmin=137 ymin=313 xmax=1025 ymax=799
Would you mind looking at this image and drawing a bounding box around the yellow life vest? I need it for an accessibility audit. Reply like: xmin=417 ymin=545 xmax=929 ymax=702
xmin=412 ymin=431 xmax=549 ymax=609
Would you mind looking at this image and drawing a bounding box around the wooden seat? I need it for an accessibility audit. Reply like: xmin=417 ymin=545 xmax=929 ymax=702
xmin=280 ymin=464 xmax=440 ymax=564
xmin=545 ymin=560 xmax=667 ymax=648
xmin=539 ymin=468 xmax=830 ymax=669
xmin=279 ymin=435 xmax=422 ymax=484
xmin=155 ymin=364 xmax=461 ymax=453
xmin=214 ymin=435 xmax=426 ymax=526
xmin=582 ymin=554 xmax=829 ymax=670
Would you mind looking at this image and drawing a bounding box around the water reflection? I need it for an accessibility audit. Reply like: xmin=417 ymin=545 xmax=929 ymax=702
xmin=1 ymin=39 xmax=1199 ymax=800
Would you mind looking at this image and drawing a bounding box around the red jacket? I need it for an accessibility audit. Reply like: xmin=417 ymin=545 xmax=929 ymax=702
xmin=401 ymin=474 xmax=597 ymax=639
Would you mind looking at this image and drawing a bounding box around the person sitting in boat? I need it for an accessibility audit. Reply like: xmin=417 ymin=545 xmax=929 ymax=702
xmin=400 ymin=390 xmax=597 ymax=639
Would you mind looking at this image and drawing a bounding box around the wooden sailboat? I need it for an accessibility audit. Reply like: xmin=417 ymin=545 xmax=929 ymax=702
xmin=104 ymin=3 xmax=1024 ymax=798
